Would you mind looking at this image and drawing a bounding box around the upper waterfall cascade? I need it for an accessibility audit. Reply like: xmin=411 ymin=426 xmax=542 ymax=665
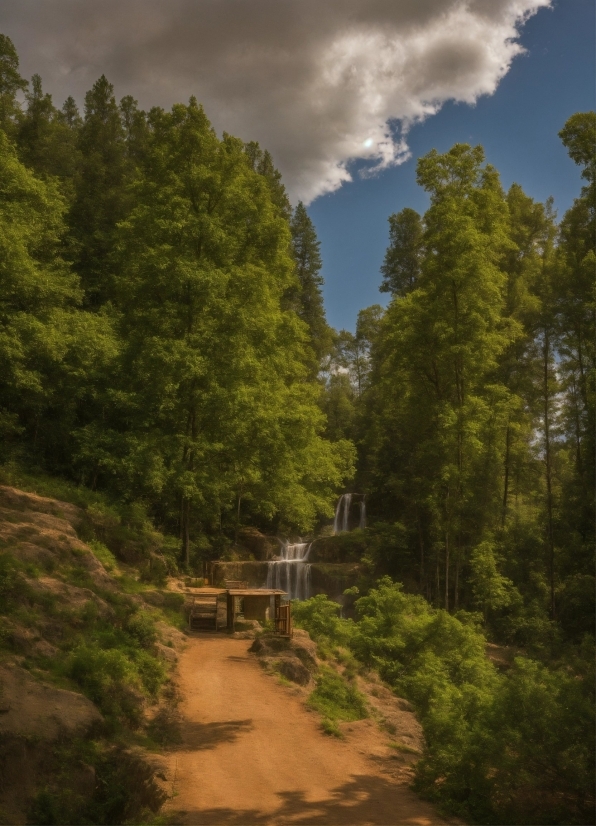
xmin=334 ymin=493 xmax=366 ymax=534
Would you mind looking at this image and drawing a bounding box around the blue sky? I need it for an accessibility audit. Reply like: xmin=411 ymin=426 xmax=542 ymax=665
xmin=310 ymin=0 xmax=595 ymax=332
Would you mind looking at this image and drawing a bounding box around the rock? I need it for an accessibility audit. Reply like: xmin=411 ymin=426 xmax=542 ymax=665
xmin=155 ymin=621 xmax=187 ymax=650
xmin=276 ymin=656 xmax=312 ymax=686
xmin=28 ymin=576 xmax=113 ymax=618
xmin=155 ymin=642 xmax=178 ymax=663
xmin=0 ymin=486 xmax=84 ymax=530
xmin=0 ymin=664 xmax=102 ymax=741
xmin=234 ymin=619 xmax=261 ymax=632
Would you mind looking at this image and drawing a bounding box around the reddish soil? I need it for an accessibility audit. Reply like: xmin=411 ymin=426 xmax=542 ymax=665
xmin=163 ymin=634 xmax=451 ymax=825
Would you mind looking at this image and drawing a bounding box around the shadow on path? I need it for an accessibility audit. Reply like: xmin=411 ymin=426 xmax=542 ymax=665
xmin=173 ymin=718 xmax=253 ymax=751
xmin=170 ymin=772 xmax=440 ymax=825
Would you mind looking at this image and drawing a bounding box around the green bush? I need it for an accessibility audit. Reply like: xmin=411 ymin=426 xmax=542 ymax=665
xmin=295 ymin=581 xmax=595 ymax=824
xmin=308 ymin=666 xmax=368 ymax=731
xmin=65 ymin=641 xmax=165 ymax=726
xmin=126 ymin=610 xmax=157 ymax=648
xmin=292 ymin=593 xmax=353 ymax=644
xmin=29 ymin=742 xmax=167 ymax=825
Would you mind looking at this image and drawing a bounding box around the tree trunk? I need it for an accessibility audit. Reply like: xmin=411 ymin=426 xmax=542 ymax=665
xmin=182 ymin=497 xmax=190 ymax=568
xmin=417 ymin=512 xmax=425 ymax=590
xmin=502 ymin=421 xmax=511 ymax=527
xmin=445 ymin=528 xmax=450 ymax=612
xmin=543 ymin=331 xmax=556 ymax=620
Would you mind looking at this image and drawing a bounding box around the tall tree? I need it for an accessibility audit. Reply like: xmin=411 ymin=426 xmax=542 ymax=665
xmin=290 ymin=202 xmax=332 ymax=363
xmin=0 ymin=129 xmax=114 ymax=472
xmin=365 ymin=145 xmax=517 ymax=608
xmin=74 ymin=101 xmax=352 ymax=563
xmin=380 ymin=207 xmax=423 ymax=296
xmin=68 ymin=75 xmax=131 ymax=307
xmin=0 ymin=34 xmax=27 ymax=136
xmin=552 ymin=112 xmax=596 ymax=613
xmin=17 ymin=74 xmax=81 ymax=190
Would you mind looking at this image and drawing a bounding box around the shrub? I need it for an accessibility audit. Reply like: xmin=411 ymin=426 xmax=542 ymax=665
xmin=308 ymin=666 xmax=368 ymax=731
xmin=292 ymin=594 xmax=353 ymax=644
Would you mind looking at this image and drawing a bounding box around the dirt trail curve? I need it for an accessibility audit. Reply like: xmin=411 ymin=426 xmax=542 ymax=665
xmin=163 ymin=635 xmax=452 ymax=825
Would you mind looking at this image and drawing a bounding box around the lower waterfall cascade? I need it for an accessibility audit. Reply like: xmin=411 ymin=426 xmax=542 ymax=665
xmin=265 ymin=541 xmax=312 ymax=600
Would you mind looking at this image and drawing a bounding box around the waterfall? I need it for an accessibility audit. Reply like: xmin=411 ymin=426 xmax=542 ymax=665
xmin=334 ymin=493 xmax=367 ymax=534
xmin=359 ymin=497 xmax=366 ymax=530
xmin=334 ymin=493 xmax=352 ymax=534
xmin=264 ymin=541 xmax=312 ymax=600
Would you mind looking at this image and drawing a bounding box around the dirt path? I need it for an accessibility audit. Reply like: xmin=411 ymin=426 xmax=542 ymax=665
xmin=163 ymin=634 xmax=450 ymax=825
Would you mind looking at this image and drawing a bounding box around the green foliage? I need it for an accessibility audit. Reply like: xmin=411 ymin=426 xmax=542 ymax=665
xmin=64 ymin=638 xmax=165 ymax=726
xmin=29 ymin=742 xmax=167 ymax=825
xmin=296 ymin=585 xmax=594 ymax=824
xmin=289 ymin=201 xmax=332 ymax=362
xmin=0 ymin=33 xmax=27 ymax=134
xmin=307 ymin=665 xmax=368 ymax=733
xmin=380 ymin=207 xmax=423 ymax=296
xmin=292 ymin=593 xmax=353 ymax=644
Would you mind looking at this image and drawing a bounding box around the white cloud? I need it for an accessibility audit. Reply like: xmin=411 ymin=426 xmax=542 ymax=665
xmin=0 ymin=0 xmax=551 ymax=203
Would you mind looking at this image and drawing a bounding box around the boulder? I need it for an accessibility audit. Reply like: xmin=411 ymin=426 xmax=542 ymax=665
xmin=276 ymin=656 xmax=312 ymax=686
xmin=0 ymin=664 xmax=102 ymax=741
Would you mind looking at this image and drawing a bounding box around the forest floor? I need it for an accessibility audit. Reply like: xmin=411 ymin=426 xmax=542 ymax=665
xmin=162 ymin=634 xmax=454 ymax=825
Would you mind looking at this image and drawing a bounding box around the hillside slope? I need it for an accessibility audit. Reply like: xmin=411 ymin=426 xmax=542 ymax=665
xmin=0 ymin=485 xmax=183 ymax=825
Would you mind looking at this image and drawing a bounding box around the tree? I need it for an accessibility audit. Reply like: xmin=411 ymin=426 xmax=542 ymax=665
xmin=0 ymin=129 xmax=115 ymax=471
xmin=17 ymin=74 xmax=81 ymax=190
xmin=68 ymin=75 xmax=132 ymax=306
xmin=552 ymin=112 xmax=596 ymax=606
xmin=290 ymin=202 xmax=332 ymax=363
xmin=380 ymin=207 xmax=423 ymax=296
xmin=77 ymin=101 xmax=352 ymax=563
xmin=365 ymin=145 xmax=517 ymax=608
xmin=0 ymin=34 xmax=27 ymax=136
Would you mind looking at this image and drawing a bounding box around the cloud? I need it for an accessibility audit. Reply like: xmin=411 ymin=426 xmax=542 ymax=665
xmin=1 ymin=0 xmax=551 ymax=203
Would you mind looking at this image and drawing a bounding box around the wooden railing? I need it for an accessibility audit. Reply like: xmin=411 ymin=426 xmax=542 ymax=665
xmin=275 ymin=602 xmax=292 ymax=637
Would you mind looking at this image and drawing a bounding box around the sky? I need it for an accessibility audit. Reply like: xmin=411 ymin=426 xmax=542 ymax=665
xmin=0 ymin=0 xmax=593 ymax=330
xmin=311 ymin=0 xmax=595 ymax=329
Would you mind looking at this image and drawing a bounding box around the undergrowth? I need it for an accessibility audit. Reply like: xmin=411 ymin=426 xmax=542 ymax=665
xmin=293 ymin=581 xmax=595 ymax=825
xmin=307 ymin=665 xmax=368 ymax=737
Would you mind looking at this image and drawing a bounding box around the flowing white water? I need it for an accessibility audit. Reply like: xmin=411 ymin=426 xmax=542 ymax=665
xmin=265 ymin=541 xmax=312 ymax=600
xmin=359 ymin=497 xmax=366 ymax=530
xmin=333 ymin=493 xmax=352 ymax=534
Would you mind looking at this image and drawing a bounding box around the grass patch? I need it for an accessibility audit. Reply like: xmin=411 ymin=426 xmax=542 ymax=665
xmin=307 ymin=665 xmax=368 ymax=736
xmin=88 ymin=540 xmax=119 ymax=573
xmin=389 ymin=740 xmax=420 ymax=755
xmin=320 ymin=717 xmax=343 ymax=738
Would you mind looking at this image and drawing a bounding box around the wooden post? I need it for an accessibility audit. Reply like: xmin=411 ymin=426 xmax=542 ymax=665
xmin=227 ymin=592 xmax=234 ymax=631
xmin=274 ymin=594 xmax=280 ymax=633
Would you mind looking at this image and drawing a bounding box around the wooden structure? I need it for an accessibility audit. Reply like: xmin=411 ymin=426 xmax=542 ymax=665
xmin=275 ymin=602 xmax=292 ymax=636
xmin=226 ymin=588 xmax=291 ymax=635
xmin=187 ymin=588 xmax=225 ymax=631
xmin=183 ymin=586 xmax=291 ymax=636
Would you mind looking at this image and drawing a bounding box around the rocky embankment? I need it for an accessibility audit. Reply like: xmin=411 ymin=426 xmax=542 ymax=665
xmin=0 ymin=485 xmax=183 ymax=824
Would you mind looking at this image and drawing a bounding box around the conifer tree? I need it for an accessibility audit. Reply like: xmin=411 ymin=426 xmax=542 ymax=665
xmin=68 ymin=75 xmax=131 ymax=306
xmin=380 ymin=207 xmax=423 ymax=296
xmin=0 ymin=34 xmax=26 ymax=136
xmin=17 ymin=74 xmax=81 ymax=189
xmin=290 ymin=202 xmax=332 ymax=362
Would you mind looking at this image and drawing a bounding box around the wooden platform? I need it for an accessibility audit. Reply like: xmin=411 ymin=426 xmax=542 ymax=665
xmin=183 ymin=587 xmax=291 ymax=635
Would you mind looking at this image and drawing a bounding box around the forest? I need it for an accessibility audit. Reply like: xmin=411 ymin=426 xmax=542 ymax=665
xmin=0 ymin=30 xmax=594 ymax=824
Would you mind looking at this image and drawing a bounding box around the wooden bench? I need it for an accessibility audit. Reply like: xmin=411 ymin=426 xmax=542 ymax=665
xmin=189 ymin=595 xmax=220 ymax=631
